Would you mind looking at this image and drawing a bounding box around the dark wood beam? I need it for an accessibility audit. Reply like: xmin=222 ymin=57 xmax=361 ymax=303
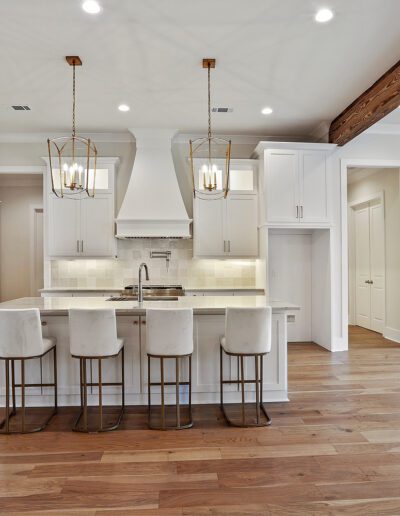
xmin=329 ymin=59 xmax=400 ymax=146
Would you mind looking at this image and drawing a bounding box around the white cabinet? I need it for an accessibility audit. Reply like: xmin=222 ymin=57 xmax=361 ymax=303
xmin=263 ymin=145 xmax=332 ymax=227
xmin=193 ymin=194 xmax=258 ymax=258
xmin=44 ymin=158 xmax=118 ymax=258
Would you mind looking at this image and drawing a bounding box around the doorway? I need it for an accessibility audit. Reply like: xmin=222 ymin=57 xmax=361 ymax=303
xmin=30 ymin=206 xmax=44 ymax=296
xmin=350 ymin=195 xmax=384 ymax=333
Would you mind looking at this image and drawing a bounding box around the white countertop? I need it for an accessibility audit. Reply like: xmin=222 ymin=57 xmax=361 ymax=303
xmin=39 ymin=287 xmax=265 ymax=293
xmin=0 ymin=296 xmax=298 ymax=316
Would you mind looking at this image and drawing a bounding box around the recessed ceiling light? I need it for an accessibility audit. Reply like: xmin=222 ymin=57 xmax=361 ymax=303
xmin=261 ymin=107 xmax=273 ymax=115
xmin=315 ymin=8 xmax=334 ymax=23
xmin=82 ymin=1 xmax=101 ymax=14
xmin=118 ymin=104 xmax=130 ymax=112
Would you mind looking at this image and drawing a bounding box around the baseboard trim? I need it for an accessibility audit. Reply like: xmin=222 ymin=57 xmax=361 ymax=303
xmin=384 ymin=326 xmax=400 ymax=343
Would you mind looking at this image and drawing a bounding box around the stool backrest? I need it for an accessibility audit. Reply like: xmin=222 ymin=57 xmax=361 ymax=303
xmin=69 ymin=308 xmax=119 ymax=357
xmin=146 ymin=308 xmax=193 ymax=356
xmin=0 ymin=308 xmax=44 ymax=358
xmin=225 ymin=306 xmax=272 ymax=354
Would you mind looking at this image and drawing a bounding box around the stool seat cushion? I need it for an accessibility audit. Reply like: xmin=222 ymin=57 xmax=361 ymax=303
xmin=0 ymin=308 xmax=54 ymax=358
xmin=222 ymin=307 xmax=272 ymax=355
xmin=69 ymin=309 xmax=123 ymax=357
xmin=146 ymin=308 xmax=193 ymax=356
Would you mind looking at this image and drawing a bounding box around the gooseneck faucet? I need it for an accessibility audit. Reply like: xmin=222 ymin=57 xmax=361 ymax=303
xmin=138 ymin=263 xmax=149 ymax=303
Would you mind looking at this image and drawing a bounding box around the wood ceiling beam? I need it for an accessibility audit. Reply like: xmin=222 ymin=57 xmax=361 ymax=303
xmin=329 ymin=58 xmax=400 ymax=146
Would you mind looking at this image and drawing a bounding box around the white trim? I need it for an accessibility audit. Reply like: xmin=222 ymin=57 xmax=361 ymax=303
xmin=252 ymin=141 xmax=337 ymax=158
xmin=29 ymin=205 xmax=44 ymax=297
xmin=0 ymin=166 xmax=45 ymax=174
xmin=384 ymin=326 xmax=400 ymax=344
xmin=348 ymin=190 xmax=384 ymax=208
xmin=340 ymin=158 xmax=400 ymax=351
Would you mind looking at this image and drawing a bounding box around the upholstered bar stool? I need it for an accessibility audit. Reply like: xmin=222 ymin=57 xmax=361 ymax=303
xmin=69 ymin=308 xmax=124 ymax=433
xmin=146 ymin=308 xmax=193 ymax=430
xmin=0 ymin=308 xmax=57 ymax=434
xmin=220 ymin=306 xmax=272 ymax=427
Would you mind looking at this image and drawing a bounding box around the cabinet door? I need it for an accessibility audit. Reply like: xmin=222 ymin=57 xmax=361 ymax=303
xmin=266 ymin=150 xmax=299 ymax=223
xmin=299 ymin=151 xmax=328 ymax=223
xmin=47 ymin=196 xmax=80 ymax=257
xmin=80 ymin=195 xmax=115 ymax=257
xmin=193 ymin=197 xmax=225 ymax=257
xmin=226 ymin=195 xmax=258 ymax=257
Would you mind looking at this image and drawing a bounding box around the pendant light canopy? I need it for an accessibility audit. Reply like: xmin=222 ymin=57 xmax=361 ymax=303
xmin=47 ymin=56 xmax=97 ymax=199
xmin=189 ymin=59 xmax=231 ymax=199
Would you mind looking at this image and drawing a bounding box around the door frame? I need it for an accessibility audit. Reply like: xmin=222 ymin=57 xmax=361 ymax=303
xmin=348 ymin=191 xmax=385 ymax=329
xmin=341 ymin=158 xmax=400 ymax=347
xmin=29 ymin=204 xmax=44 ymax=296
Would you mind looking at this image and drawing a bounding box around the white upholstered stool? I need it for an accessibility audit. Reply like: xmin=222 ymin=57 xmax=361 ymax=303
xmin=0 ymin=309 xmax=57 ymax=434
xmin=146 ymin=308 xmax=193 ymax=430
xmin=220 ymin=307 xmax=272 ymax=427
xmin=69 ymin=308 xmax=125 ymax=433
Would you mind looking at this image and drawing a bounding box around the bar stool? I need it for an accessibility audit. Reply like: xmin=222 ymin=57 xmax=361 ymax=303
xmin=0 ymin=308 xmax=57 ymax=434
xmin=69 ymin=308 xmax=124 ymax=433
xmin=220 ymin=306 xmax=272 ymax=427
xmin=146 ymin=308 xmax=193 ymax=430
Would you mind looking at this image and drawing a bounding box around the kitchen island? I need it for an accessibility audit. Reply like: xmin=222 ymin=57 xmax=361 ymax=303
xmin=0 ymin=296 xmax=298 ymax=407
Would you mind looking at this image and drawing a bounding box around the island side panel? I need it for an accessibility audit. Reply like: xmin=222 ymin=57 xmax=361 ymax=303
xmin=0 ymin=312 xmax=289 ymax=406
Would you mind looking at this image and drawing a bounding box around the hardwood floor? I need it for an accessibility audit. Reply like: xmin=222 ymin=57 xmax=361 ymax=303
xmin=1 ymin=326 xmax=400 ymax=515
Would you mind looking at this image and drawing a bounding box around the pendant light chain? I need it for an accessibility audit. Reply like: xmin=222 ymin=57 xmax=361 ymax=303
xmin=207 ymin=63 xmax=212 ymax=140
xmin=72 ymin=63 xmax=76 ymax=137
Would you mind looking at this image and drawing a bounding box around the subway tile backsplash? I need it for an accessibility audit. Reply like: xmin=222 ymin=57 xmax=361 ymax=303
xmin=50 ymin=239 xmax=256 ymax=289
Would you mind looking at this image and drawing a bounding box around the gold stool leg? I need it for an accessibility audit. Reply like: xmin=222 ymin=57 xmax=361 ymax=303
xmin=83 ymin=358 xmax=88 ymax=431
xmin=21 ymin=359 xmax=25 ymax=433
xmin=98 ymin=358 xmax=103 ymax=431
xmin=240 ymin=355 xmax=245 ymax=426
xmin=255 ymin=355 xmax=260 ymax=424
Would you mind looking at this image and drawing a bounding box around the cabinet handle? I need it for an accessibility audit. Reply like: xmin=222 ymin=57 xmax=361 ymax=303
xmin=300 ymin=206 xmax=303 ymax=219
xmin=296 ymin=205 xmax=299 ymax=219
xmin=228 ymin=240 xmax=231 ymax=253
xmin=77 ymin=240 xmax=80 ymax=253
xmin=81 ymin=240 xmax=84 ymax=253
xmin=224 ymin=240 xmax=227 ymax=252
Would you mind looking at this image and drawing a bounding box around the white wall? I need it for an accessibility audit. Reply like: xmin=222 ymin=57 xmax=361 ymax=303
xmin=347 ymin=167 xmax=400 ymax=338
xmin=0 ymin=176 xmax=43 ymax=301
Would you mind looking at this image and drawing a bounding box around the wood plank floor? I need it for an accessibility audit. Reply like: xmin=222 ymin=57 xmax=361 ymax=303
xmin=1 ymin=326 xmax=400 ymax=515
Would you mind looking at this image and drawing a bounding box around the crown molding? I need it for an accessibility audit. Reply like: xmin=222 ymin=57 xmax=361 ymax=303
xmin=0 ymin=132 xmax=134 ymax=143
xmin=173 ymin=133 xmax=313 ymax=145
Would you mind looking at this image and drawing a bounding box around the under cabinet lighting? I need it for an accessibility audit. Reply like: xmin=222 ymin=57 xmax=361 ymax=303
xmin=315 ymin=8 xmax=334 ymax=23
xmin=118 ymin=104 xmax=130 ymax=112
xmin=82 ymin=1 xmax=101 ymax=14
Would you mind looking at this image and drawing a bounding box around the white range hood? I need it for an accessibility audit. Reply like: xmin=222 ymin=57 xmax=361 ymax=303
xmin=116 ymin=129 xmax=192 ymax=238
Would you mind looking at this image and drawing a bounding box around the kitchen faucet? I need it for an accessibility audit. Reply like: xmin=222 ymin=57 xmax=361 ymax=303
xmin=138 ymin=263 xmax=149 ymax=303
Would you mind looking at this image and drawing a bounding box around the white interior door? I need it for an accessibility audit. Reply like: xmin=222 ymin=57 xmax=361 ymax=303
xmin=354 ymin=202 xmax=385 ymax=333
xmin=355 ymin=207 xmax=371 ymax=329
xmin=369 ymin=202 xmax=385 ymax=333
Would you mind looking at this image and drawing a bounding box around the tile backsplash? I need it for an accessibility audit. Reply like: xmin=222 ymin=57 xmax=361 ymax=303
xmin=50 ymin=239 xmax=257 ymax=289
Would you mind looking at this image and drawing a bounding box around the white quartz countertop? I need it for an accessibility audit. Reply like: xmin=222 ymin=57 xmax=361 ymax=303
xmin=0 ymin=296 xmax=298 ymax=316
xmin=39 ymin=287 xmax=265 ymax=293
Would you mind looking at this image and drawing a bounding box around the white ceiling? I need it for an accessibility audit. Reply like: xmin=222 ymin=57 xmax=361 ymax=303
xmin=0 ymin=0 xmax=400 ymax=138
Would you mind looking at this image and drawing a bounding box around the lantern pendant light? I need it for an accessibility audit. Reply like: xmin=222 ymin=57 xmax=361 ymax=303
xmin=189 ymin=59 xmax=231 ymax=199
xmin=47 ymin=56 xmax=97 ymax=199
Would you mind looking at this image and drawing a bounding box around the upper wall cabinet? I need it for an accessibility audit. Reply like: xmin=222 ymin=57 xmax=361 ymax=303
xmin=43 ymin=157 xmax=119 ymax=258
xmin=192 ymin=159 xmax=258 ymax=258
xmin=255 ymin=143 xmax=336 ymax=227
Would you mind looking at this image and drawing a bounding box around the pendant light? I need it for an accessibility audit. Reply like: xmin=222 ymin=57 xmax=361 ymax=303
xmin=47 ymin=56 xmax=97 ymax=198
xmin=189 ymin=59 xmax=231 ymax=199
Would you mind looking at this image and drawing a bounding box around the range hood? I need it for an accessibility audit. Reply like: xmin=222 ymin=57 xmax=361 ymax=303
xmin=116 ymin=129 xmax=192 ymax=238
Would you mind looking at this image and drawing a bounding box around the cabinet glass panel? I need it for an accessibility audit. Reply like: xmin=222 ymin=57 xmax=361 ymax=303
xmin=51 ymin=168 xmax=109 ymax=191
xmin=229 ymin=169 xmax=254 ymax=191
